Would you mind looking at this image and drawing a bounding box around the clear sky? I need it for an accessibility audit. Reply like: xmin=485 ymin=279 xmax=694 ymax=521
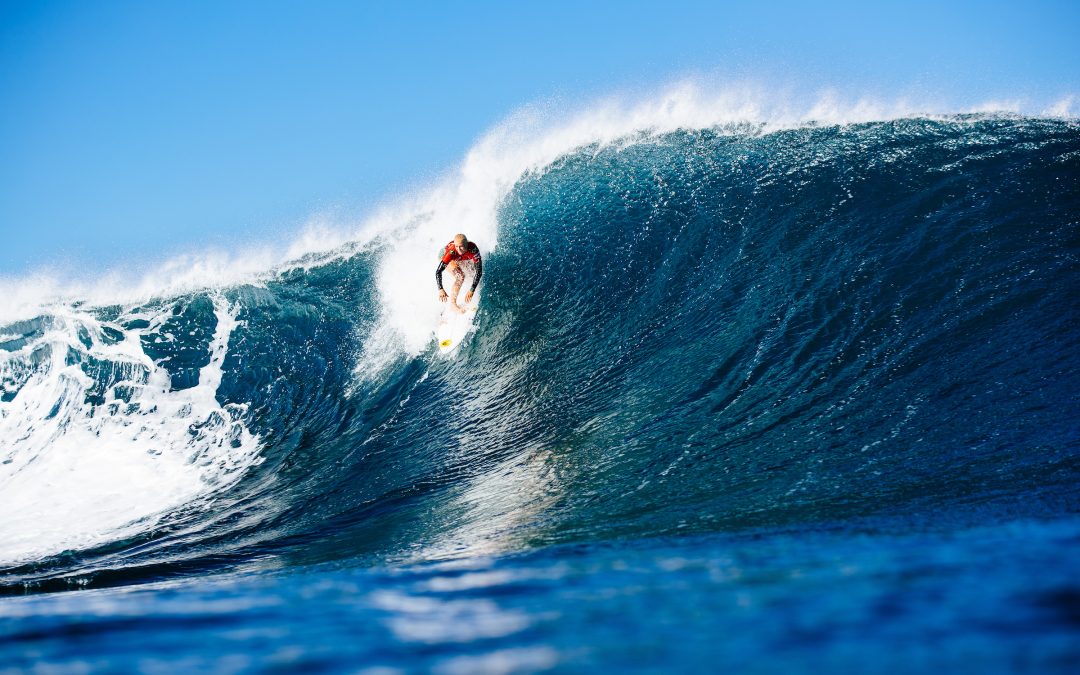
xmin=1 ymin=0 xmax=1077 ymax=277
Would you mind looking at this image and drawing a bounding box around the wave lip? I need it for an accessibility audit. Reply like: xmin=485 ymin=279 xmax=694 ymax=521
xmin=6 ymin=83 xmax=1074 ymax=327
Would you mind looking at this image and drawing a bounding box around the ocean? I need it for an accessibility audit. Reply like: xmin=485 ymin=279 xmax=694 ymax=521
xmin=2 ymin=110 xmax=1079 ymax=672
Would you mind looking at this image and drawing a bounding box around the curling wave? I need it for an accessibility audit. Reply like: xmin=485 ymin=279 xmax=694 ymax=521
xmin=1 ymin=107 xmax=1078 ymax=593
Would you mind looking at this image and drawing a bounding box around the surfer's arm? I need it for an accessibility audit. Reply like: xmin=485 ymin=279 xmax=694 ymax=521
xmin=434 ymin=260 xmax=447 ymax=289
xmin=468 ymin=255 xmax=483 ymax=292
xmin=432 ymin=259 xmax=449 ymax=298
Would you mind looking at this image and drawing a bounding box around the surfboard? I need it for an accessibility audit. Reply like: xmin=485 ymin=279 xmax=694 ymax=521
xmin=436 ymin=300 xmax=478 ymax=355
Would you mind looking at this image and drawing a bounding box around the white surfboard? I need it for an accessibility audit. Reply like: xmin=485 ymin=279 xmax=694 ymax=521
xmin=436 ymin=300 xmax=478 ymax=355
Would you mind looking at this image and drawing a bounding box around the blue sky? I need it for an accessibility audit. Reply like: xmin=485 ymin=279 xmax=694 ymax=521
xmin=1 ymin=0 xmax=1077 ymax=277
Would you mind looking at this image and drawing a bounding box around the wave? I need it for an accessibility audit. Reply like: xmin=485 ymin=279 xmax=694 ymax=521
xmin=2 ymin=88 xmax=1078 ymax=592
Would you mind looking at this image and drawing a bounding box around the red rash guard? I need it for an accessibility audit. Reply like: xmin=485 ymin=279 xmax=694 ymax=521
xmin=435 ymin=241 xmax=483 ymax=293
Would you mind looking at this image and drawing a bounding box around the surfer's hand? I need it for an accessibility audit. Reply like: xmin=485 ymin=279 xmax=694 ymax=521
xmin=463 ymin=291 xmax=473 ymax=304
xmin=439 ymin=289 xmax=448 ymax=302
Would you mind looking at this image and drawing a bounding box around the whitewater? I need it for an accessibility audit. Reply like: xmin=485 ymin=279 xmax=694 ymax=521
xmin=1 ymin=86 xmax=1078 ymax=672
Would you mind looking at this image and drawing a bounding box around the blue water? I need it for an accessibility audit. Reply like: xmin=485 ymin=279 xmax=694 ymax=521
xmin=2 ymin=115 xmax=1079 ymax=672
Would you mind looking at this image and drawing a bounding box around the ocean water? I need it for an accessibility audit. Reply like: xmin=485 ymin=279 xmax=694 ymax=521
xmin=2 ymin=109 xmax=1079 ymax=672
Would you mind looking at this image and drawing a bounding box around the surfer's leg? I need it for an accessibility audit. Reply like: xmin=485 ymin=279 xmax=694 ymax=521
xmin=448 ymin=261 xmax=464 ymax=303
xmin=458 ymin=261 xmax=475 ymax=302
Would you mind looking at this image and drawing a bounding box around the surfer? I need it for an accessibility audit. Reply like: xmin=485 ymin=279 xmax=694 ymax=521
xmin=436 ymin=233 xmax=483 ymax=310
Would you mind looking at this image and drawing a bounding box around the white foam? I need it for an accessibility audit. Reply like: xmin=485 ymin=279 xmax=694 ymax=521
xmin=1043 ymin=96 xmax=1076 ymax=118
xmin=0 ymin=295 xmax=263 ymax=565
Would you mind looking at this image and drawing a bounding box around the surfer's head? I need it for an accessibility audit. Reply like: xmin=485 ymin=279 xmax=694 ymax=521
xmin=453 ymin=233 xmax=468 ymax=252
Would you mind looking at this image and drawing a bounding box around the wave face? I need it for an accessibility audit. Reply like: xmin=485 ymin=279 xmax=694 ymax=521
xmin=1 ymin=116 xmax=1079 ymax=596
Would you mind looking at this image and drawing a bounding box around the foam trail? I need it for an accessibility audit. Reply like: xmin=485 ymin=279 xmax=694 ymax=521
xmin=0 ymin=295 xmax=262 ymax=565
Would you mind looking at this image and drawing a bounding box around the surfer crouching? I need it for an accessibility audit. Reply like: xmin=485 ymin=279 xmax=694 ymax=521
xmin=436 ymin=233 xmax=483 ymax=310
